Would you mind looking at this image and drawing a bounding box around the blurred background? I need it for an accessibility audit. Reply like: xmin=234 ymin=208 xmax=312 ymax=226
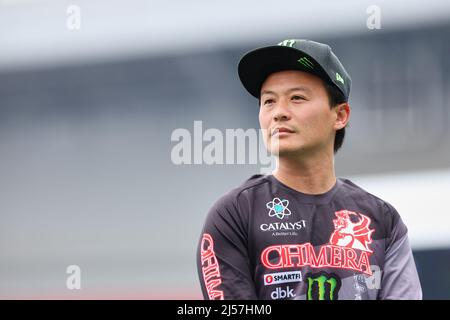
xmin=0 ymin=0 xmax=449 ymax=299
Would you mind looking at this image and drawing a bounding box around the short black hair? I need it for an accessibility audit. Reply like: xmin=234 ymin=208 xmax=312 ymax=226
xmin=324 ymin=82 xmax=347 ymax=154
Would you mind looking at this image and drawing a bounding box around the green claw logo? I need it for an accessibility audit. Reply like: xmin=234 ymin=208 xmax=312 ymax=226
xmin=298 ymin=57 xmax=314 ymax=69
xmin=306 ymin=272 xmax=341 ymax=300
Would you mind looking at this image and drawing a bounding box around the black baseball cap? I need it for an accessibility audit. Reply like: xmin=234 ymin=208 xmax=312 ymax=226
xmin=238 ymin=39 xmax=351 ymax=101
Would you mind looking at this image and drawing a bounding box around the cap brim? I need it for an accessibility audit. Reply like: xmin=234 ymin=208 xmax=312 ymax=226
xmin=238 ymin=45 xmax=331 ymax=98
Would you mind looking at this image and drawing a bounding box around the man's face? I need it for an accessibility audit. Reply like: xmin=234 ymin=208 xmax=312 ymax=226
xmin=259 ymin=70 xmax=338 ymax=157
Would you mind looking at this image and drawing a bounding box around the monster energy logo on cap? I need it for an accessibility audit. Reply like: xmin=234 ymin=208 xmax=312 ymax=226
xmin=238 ymin=38 xmax=351 ymax=100
xmin=298 ymin=57 xmax=314 ymax=69
xmin=306 ymin=272 xmax=341 ymax=300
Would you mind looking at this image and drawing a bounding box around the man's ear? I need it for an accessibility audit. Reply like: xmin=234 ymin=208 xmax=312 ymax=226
xmin=334 ymin=102 xmax=350 ymax=130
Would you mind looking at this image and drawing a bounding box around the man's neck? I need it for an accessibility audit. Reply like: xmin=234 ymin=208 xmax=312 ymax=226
xmin=272 ymin=149 xmax=336 ymax=195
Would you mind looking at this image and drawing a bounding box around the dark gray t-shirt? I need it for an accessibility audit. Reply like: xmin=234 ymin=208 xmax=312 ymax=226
xmin=197 ymin=174 xmax=422 ymax=300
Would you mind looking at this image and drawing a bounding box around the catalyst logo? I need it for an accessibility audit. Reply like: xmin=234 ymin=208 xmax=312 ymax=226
xmin=260 ymin=220 xmax=306 ymax=232
xmin=264 ymin=271 xmax=303 ymax=286
xmin=266 ymin=197 xmax=291 ymax=220
xmin=260 ymin=220 xmax=306 ymax=237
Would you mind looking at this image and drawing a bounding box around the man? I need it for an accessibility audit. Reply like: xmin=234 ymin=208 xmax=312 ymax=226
xmin=196 ymin=39 xmax=422 ymax=300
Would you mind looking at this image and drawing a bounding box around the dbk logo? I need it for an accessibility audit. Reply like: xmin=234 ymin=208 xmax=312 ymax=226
xmin=270 ymin=286 xmax=295 ymax=300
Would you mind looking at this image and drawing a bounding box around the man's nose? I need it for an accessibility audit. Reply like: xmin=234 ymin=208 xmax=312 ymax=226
xmin=273 ymin=99 xmax=291 ymax=121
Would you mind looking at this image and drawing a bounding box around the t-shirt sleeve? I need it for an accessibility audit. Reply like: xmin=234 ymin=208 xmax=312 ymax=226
xmin=378 ymin=203 xmax=422 ymax=300
xmin=196 ymin=192 xmax=257 ymax=300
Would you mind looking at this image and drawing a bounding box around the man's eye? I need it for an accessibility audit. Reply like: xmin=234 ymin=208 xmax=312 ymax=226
xmin=264 ymin=99 xmax=274 ymax=105
xmin=291 ymin=95 xmax=305 ymax=101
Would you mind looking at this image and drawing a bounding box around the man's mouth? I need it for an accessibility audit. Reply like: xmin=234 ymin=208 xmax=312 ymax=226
xmin=271 ymin=127 xmax=295 ymax=136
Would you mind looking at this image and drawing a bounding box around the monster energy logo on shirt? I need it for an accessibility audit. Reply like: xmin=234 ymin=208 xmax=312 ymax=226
xmin=306 ymin=272 xmax=341 ymax=300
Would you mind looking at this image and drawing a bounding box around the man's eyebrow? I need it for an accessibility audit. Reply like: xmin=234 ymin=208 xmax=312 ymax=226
xmin=285 ymin=86 xmax=312 ymax=94
xmin=260 ymin=86 xmax=312 ymax=96
xmin=260 ymin=90 xmax=276 ymax=96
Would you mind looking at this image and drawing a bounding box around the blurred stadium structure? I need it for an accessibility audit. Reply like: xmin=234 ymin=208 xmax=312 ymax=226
xmin=1 ymin=0 xmax=449 ymax=299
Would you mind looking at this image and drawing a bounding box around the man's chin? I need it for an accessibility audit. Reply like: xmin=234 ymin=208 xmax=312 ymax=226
xmin=269 ymin=146 xmax=303 ymax=157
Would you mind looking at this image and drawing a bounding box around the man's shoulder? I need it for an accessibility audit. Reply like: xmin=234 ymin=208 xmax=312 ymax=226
xmin=338 ymin=178 xmax=405 ymax=239
xmin=339 ymin=177 xmax=399 ymax=216
xmin=210 ymin=174 xmax=269 ymax=211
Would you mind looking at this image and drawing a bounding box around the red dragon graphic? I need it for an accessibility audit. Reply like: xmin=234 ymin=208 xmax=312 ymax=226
xmin=329 ymin=210 xmax=374 ymax=253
